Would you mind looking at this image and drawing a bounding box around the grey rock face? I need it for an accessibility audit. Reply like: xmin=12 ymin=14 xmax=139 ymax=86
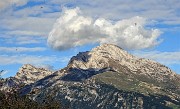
xmin=0 ymin=64 xmax=53 ymax=93
xmin=1 ymin=44 xmax=180 ymax=108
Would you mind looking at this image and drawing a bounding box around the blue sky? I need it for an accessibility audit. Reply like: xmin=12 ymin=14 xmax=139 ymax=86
xmin=0 ymin=0 xmax=179 ymax=78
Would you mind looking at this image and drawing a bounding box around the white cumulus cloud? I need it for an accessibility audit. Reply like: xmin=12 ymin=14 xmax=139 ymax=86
xmin=47 ymin=7 xmax=162 ymax=50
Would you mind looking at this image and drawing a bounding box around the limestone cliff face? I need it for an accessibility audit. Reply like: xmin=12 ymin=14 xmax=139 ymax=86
xmin=69 ymin=44 xmax=179 ymax=82
xmin=15 ymin=64 xmax=52 ymax=84
xmin=1 ymin=44 xmax=180 ymax=109
xmin=0 ymin=64 xmax=53 ymax=92
xmin=19 ymin=44 xmax=180 ymax=109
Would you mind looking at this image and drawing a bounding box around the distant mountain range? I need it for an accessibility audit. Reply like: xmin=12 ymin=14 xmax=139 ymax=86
xmin=0 ymin=44 xmax=180 ymax=109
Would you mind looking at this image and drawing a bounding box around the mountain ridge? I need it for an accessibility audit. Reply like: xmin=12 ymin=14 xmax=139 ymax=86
xmin=1 ymin=44 xmax=180 ymax=109
xmin=0 ymin=64 xmax=53 ymax=93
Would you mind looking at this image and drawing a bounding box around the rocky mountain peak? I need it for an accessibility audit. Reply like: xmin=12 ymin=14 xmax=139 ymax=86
xmin=69 ymin=44 xmax=135 ymax=69
xmin=21 ymin=64 xmax=34 ymax=68
xmin=91 ymin=43 xmax=122 ymax=52
xmin=0 ymin=64 xmax=53 ymax=93
xmin=68 ymin=44 xmax=179 ymax=83
xmin=2 ymin=44 xmax=179 ymax=109
xmin=92 ymin=43 xmax=135 ymax=60
xmin=92 ymin=43 xmax=123 ymax=51
xmin=15 ymin=64 xmax=53 ymax=84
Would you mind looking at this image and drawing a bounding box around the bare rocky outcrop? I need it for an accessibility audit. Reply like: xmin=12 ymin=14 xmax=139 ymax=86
xmin=15 ymin=64 xmax=52 ymax=84
xmin=1 ymin=44 xmax=180 ymax=109
xmin=69 ymin=44 xmax=179 ymax=82
xmin=0 ymin=64 xmax=53 ymax=92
